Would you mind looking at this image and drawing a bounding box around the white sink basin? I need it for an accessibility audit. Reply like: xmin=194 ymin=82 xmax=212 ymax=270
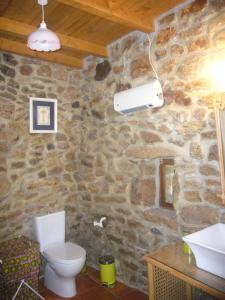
xmin=183 ymin=223 xmax=225 ymax=279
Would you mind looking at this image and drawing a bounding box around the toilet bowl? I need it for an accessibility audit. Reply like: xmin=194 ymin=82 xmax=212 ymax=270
xmin=43 ymin=242 xmax=86 ymax=297
xmin=33 ymin=211 xmax=86 ymax=298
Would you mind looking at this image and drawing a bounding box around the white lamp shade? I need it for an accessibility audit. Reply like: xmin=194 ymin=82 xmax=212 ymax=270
xmin=27 ymin=21 xmax=60 ymax=52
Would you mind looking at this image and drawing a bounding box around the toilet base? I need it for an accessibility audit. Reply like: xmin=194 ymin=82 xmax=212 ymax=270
xmin=44 ymin=263 xmax=77 ymax=298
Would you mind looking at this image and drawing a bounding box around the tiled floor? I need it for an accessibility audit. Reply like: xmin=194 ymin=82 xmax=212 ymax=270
xmin=39 ymin=267 xmax=148 ymax=300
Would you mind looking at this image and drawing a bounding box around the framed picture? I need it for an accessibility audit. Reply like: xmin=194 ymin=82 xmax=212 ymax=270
xmin=159 ymin=158 xmax=175 ymax=209
xmin=29 ymin=97 xmax=57 ymax=133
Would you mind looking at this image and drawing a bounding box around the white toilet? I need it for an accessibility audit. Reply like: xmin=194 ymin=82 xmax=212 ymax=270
xmin=33 ymin=211 xmax=86 ymax=298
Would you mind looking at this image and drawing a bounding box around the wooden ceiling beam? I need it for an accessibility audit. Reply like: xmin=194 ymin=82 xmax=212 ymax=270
xmin=0 ymin=17 xmax=107 ymax=57
xmin=56 ymin=0 xmax=152 ymax=32
xmin=0 ymin=0 xmax=11 ymax=16
xmin=0 ymin=38 xmax=83 ymax=68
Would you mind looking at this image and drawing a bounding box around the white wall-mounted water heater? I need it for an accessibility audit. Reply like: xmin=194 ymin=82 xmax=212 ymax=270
xmin=114 ymin=79 xmax=164 ymax=115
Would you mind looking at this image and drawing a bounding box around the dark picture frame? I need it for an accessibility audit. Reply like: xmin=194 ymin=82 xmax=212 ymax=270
xmin=29 ymin=97 xmax=57 ymax=133
xmin=159 ymin=158 xmax=175 ymax=210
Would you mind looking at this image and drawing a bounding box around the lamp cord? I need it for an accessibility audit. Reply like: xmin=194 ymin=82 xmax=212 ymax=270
xmin=147 ymin=33 xmax=160 ymax=82
xmin=41 ymin=1 xmax=45 ymax=23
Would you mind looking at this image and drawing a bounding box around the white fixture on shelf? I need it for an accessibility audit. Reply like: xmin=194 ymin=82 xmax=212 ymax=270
xmin=27 ymin=0 xmax=60 ymax=52
xmin=183 ymin=223 xmax=225 ymax=279
xmin=33 ymin=211 xmax=86 ymax=298
xmin=114 ymin=79 xmax=164 ymax=115
xmin=94 ymin=217 xmax=106 ymax=228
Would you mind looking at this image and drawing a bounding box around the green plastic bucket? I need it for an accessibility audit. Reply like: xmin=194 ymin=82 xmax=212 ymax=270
xmin=99 ymin=255 xmax=116 ymax=288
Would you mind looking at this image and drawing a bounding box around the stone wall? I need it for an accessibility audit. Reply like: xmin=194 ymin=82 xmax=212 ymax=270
xmin=0 ymin=0 xmax=225 ymax=297
xmin=66 ymin=0 xmax=225 ymax=294
xmin=0 ymin=53 xmax=82 ymax=240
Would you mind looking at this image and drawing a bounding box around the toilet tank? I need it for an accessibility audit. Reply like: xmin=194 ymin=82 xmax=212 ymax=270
xmin=33 ymin=211 xmax=65 ymax=252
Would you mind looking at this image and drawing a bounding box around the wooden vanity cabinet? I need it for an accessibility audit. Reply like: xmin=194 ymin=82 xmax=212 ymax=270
xmin=144 ymin=243 xmax=225 ymax=300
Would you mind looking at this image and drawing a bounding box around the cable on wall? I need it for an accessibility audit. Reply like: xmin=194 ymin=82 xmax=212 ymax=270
xmin=147 ymin=33 xmax=160 ymax=82
xmin=147 ymin=33 xmax=164 ymax=104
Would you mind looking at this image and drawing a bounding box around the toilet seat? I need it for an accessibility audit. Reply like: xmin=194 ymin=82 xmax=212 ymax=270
xmin=44 ymin=242 xmax=86 ymax=265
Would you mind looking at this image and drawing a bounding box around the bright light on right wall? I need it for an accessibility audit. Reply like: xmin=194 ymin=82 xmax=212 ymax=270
xmin=210 ymin=59 xmax=225 ymax=92
xmin=209 ymin=28 xmax=225 ymax=93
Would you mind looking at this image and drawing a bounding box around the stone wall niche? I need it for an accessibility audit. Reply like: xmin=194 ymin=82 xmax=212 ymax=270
xmin=159 ymin=158 xmax=175 ymax=210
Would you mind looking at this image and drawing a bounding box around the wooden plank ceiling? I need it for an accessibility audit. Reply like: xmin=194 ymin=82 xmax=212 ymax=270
xmin=0 ymin=0 xmax=184 ymax=68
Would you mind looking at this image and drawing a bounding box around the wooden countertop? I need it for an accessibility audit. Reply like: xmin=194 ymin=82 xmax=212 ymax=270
xmin=144 ymin=242 xmax=225 ymax=298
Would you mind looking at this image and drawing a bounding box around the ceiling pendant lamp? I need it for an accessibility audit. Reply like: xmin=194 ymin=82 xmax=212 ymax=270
xmin=27 ymin=0 xmax=61 ymax=52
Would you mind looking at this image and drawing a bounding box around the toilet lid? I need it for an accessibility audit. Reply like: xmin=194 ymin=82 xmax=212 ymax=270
xmin=44 ymin=242 xmax=86 ymax=264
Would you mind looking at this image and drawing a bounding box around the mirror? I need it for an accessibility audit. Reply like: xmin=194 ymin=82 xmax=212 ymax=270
xmin=215 ymin=109 xmax=225 ymax=203
xmin=159 ymin=158 xmax=175 ymax=209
